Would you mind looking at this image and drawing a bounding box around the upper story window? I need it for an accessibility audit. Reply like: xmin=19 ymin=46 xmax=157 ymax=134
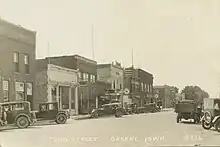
xmin=83 ymin=73 xmax=89 ymax=81
xmin=24 ymin=54 xmax=30 ymax=74
xmin=13 ymin=52 xmax=19 ymax=72
xmin=90 ymin=74 xmax=96 ymax=83
xmin=141 ymin=82 xmax=144 ymax=91
xmin=145 ymin=84 xmax=147 ymax=92
xmin=78 ymin=72 xmax=82 ymax=80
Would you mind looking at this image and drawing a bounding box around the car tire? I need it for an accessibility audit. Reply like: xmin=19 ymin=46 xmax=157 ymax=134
xmin=215 ymin=119 xmax=220 ymax=132
xmin=115 ymin=110 xmax=123 ymax=117
xmin=177 ymin=116 xmax=180 ymax=123
xmin=91 ymin=112 xmax=99 ymax=118
xmin=56 ymin=113 xmax=67 ymax=124
xmin=16 ymin=116 xmax=30 ymax=129
xmin=202 ymin=120 xmax=212 ymax=130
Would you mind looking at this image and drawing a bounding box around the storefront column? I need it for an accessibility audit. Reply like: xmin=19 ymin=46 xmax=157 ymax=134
xmin=56 ymin=85 xmax=59 ymax=108
xmin=75 ymin=85 xmax=78 ymax=115
xmin=95 ymin=96 xmax=98 ymax=108
xmin=68 ymin=86 xmax=72 ymax=114
xmin=60 ymin=87 xmax=62 ymax=109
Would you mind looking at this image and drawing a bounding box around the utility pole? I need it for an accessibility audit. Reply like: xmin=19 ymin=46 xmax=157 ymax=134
xmin=47 ymin=41 xmax=51 ymax=64
xmin=132 ymin=46 xmax=134 ymax=68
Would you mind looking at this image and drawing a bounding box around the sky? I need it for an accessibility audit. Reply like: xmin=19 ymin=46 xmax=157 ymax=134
xmin=0 ymin=0 xmax=220 ymax=97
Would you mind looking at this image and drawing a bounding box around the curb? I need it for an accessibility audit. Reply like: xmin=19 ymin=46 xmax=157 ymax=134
xmin=71 ymin=115 xmax=91 ymax=120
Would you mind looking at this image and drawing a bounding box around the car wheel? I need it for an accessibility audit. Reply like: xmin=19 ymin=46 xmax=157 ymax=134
xmin=91 ymin=112 xmax=99 ymax=118
xmin=177 ymin=116 xmax=180 ymax=123
xmin=16 ymin=116 xmax=30 ymax=129
xmin=202 ymin=120 xmax=212 ymax=130
xmin=215 ymin=119 xmax=220 ymax=132
xmin=56 ymin=114 xmax=67 ymax=124
xmin=115 ymin=110 xmax=123 ymax=117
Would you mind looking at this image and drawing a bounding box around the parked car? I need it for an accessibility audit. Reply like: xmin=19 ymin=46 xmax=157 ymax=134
xmin=136 ymin=103 xmax=161 ymax=114
xmin=175 ymin=100 xmax=202 ymax=124
xmin=91 ymin=102 xmax=126 ymax=118
xmin=35 ymin=102 xmax=70 ymax=124
xmin=125 ymin=103 xmax=137 ymax=114
xmin=201 ymin=98 xmax=220 ymax=132
xmin=0 ymin=101 xmax=37 ymax=129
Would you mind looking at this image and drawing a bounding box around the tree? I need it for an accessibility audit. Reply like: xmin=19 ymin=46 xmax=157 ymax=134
xmin=181 ymin=85 xmax=209 ymax=105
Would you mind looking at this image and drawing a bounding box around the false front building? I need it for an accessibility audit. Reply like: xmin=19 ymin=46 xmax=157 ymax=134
xmin=45 ymin=55 xmax=98 ymax=114
xmin=35 ymin=59 xmax=78 ymax=114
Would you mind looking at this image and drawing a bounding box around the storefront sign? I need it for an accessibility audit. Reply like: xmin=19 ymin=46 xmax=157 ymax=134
xmin=3 ymin=80 xmax=8 ymax=91
xmin=16 ymin=82 xmax=24 ymax=92
xmin=27 ymin=83 xmax=32 ymax=95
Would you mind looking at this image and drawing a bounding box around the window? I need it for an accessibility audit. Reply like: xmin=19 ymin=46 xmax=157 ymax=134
xmin=3 ymin=91 xmax=9 ymax=102
xmin=24 ymin=54 xmax=30 ymax=74
xmin=3 ymin=80 xmax=9 ymax=102
xmin=113 ymin=80 xmax=116 ymax=89
xmin=148 ymin=84 xmax=150 ymax=93
xmin=15 ymin=82 xmax=24 ymax=101
xmin=85 ymin=73 xmax=89 ymax=81
xmin=145 ymin=84 xmax=147 ymax=92
xmin=90 ymin=74 xmax=95 ymax=83
xmin=91 ymin=75 xmax=96 ymax=83
xmin=13 ymin=52 xmax=19 ymax=72
xmin=141 ymin=83 xmax=144 ymax=91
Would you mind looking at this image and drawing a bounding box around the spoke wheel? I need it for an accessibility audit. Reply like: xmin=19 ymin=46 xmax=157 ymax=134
xmin=56 ymin=114 xmax=67 ymax=124
xmin=215 ymin=119 xmax=220 ymax=132
xmin=202 ymin=120 xmax=212 ymax=130
xmin=16 ymin=116 xmax=30 ymax=129
xmin=115 ymin=110 xmax=123 ymax=118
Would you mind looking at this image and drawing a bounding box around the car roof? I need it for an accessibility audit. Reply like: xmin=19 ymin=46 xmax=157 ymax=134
xmin=179 ymin=100 xmax=194 ymax=103
xmin=39 ymin=102 xmax=57 ymax=104
xmin=0 ymin=101 xmax=30 ymax=106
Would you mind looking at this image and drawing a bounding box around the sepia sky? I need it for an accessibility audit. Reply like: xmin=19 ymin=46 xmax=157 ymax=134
xmin=0 ymin=0 xmax=220 ymax=97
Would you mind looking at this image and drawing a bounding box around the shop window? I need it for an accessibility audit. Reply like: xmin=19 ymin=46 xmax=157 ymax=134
xmin=3 ymin=80 xmax=9 ymax=102
xmin=16 ymin=92 xmax=24 ymax=101
xmin=15 ymin=82 xmax=24 ymax=101
xmin=3 ymin=91 xmax=9 ymax=102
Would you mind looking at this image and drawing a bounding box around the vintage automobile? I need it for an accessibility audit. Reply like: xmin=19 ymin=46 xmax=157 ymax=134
xmin=124 ymin=103 xmax=137 ymax=114
xmin=136 ymin=103 xmax=161 ymax=114
xmin=201 ymin=98 xmax=220 ymax=132
xmin=175 ymin=100 xmax=202 ymax=124
xmin=91 ymin=102 xmax=126 ymax=118
xmin=0 ymin=101 xmax=37 ymax=129
xmin=35 ymin=102 xmax=70 ymax=124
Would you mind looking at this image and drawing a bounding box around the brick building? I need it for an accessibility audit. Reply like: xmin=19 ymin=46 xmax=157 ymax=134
xmin=46 ymin=55 xmax=97 ymax=114
xmin=153 ymin=85 xmax=177 ymax=108
xmin=0 ymin=19 xmax=36 ymax=108
xmin=124 ymin=66 xmax=154 ymax=107
xmin=35 ymin=59 xmax=78 ymax=114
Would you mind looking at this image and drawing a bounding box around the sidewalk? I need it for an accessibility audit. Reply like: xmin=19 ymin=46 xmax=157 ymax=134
xmin=70 ymin=114 xmax=91 ymax=120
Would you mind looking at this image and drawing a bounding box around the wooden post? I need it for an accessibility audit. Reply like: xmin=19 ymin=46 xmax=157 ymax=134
xmin=75 ymin=85 xmax=79 ymax=115
xmin=69 ymin=85 xmax=72 ymax=115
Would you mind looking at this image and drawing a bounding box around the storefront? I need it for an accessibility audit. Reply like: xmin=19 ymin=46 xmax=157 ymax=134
xmin=46 ymin=64 xmax=79 ymax=115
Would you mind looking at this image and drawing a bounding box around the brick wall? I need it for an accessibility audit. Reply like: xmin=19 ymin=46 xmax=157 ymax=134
xmin=34 ymin=70 xmax=48 ymax=110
